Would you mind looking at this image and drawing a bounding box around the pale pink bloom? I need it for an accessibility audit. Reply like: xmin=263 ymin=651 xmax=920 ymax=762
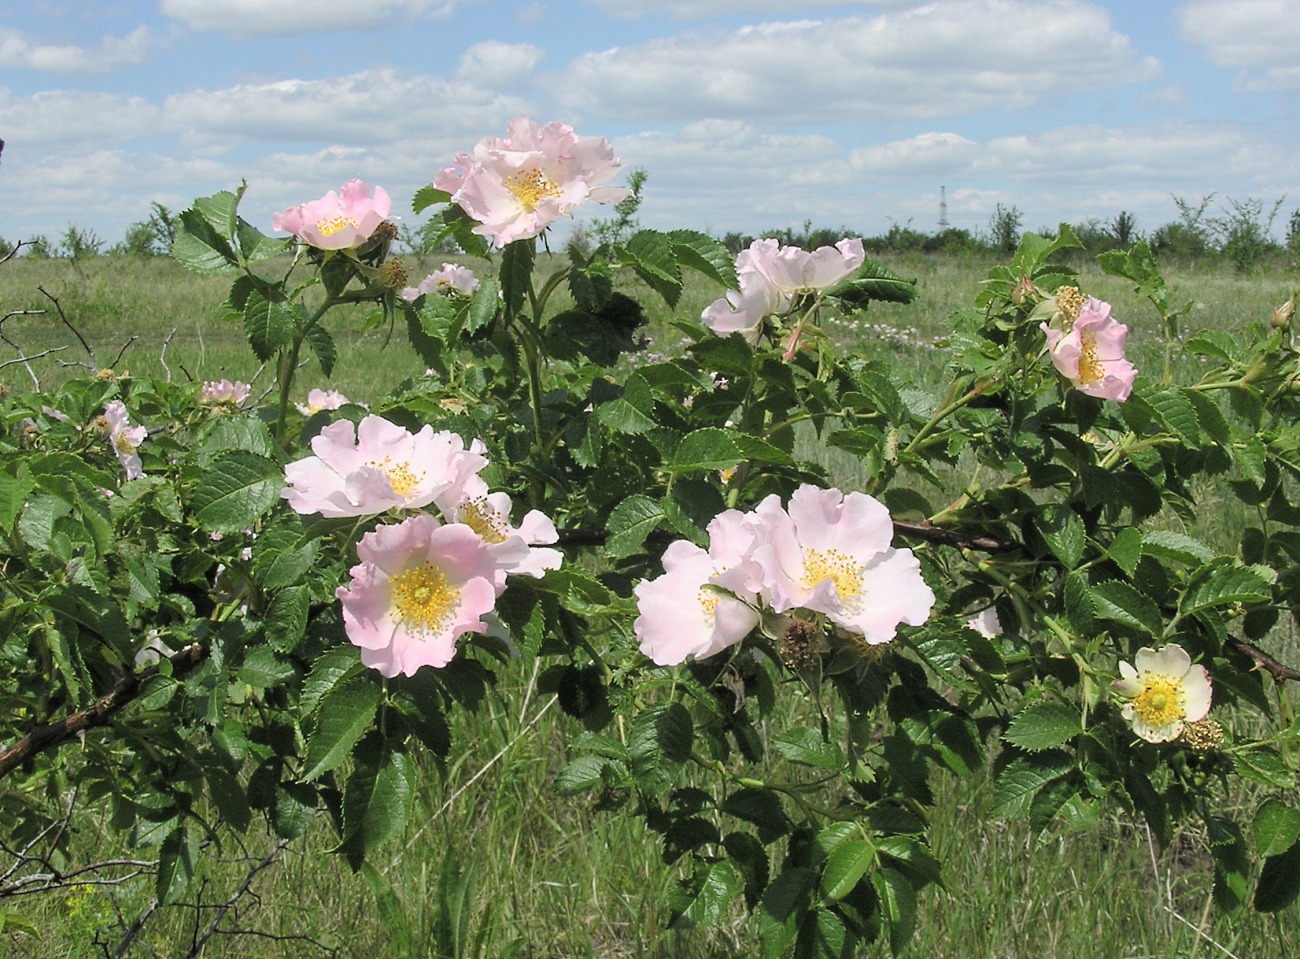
xmin=104 ymin=400 xmax=146 ymax=481
xmin=701 ymin=238 xmax=864 ymax=341
xmin=634 ymin=510 xmax=762 ymax=665
xmin=272 ymin=179 xmax=393 ymax=251
xmin=965 ymin=607 xmax=1002 ymax=638
xmin=1114 ymin=643 xmax=1212 ymax=743
xmin=401 ymin=263 xmax=480 ymax=302
xmin=295 ymin=388 xmax=352 ymax=415
xmin=438 ymin=484 xmax=562 ymax=578
xmin=750 ymin=485 xmax=934 ymax=644
xmin=281 ymin=415 xmax=486 ymax=518
xmin=337 ymin=514 xmax=503 ymax=676
xmin=1041 ymin=297 xmax=1136 ymax=402
xmin=200 ymin=379 xmax=250 ymax=407
xmin=434 ymin=115 xmax=631 ymax=246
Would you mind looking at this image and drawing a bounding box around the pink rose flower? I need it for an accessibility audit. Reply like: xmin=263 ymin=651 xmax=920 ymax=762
xmin=434 ymin=116 xmax=631 ymax=246
xmin=281 ymin=415 xmax=486 ymax=518
xmin=294 ymin=388 xmax=352 ymax=415
xmin=1041 ymin=297 xmax=1136 ymax=402
xmin=750 ymin=485 xmax=934 ymax=644
xmin=634 ymin=510 xmax=762 ymax=665
xmin=337 ymin=515 xmax=504 ymax=676
xmin=437 ymin=484 xmax=563 ymax=579
xmin=401 ymin=263 xmax=480 ymax=302
xmin=272 ymin=179 xmax=392 ymax=251
xmin=199 ymin=379 xmax=250 ymax=407
xmin=104 ymin=400 xmax=146 ymax=481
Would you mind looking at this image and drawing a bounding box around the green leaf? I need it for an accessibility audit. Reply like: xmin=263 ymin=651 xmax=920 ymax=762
xmin=204 ymin=765 xmax=252 ymax=833
xmin=1253 ymin=799 xmax=1300 ymax=858
xmin=465 ymin=277 xmax=499 ymax=334
xmin=628 ymin=702 xmax=693 ymax=796
xmin=670 ymin=428 xmax=741 ymax=474
xmin=604 ymin=494 xmax=666 ymax=560
xmin=304 ymin=321 xmax=338 ymax=377
xmin=1182 ymin=559 xmax=1274 ymax=616
xmin=342 ymin=747 xmax=415 ymax=856
xmin=596 ymin=373 xmax=657 ymax=434
xmin=773 ymin=727 xmax=844 ymax=770
xmin=989 ymin=753 xmax=1072 ymax=818
xmin=156 ymin=825 xmax=197 ymax=905
xmin=624 ymin=229 xmax=682 ymax=307
xmin=721 ymin=788 xmax=791 ymax=845
xmin=499 ymin=238 xmax=534 ymax=315
xmin=1106 ymin=527 xmax=1143 ymax=577
xmin=821 ymin=839 xmax=874 ymax=902
xmin=1256 ymin=841 xmax=1300 ymax=912
xmin=1039 ymin=506 xmax=1085 ymax=569
xmin=1003 ymin=701 xmax=1082 ymax=753
xmin=413 ymin=185 xmax=451 ymax=213
xmin=759 ymin=867 xmax=815 ymax=959
xmin=301 ymin=675 xmax=381 ymax=782
xmin=173 ymin=202 xmax=240 ymax=274
xmin=189 ymin=451 xmax=284 ymax=533
xmin=1089 ymin=580 xmax=1163 ymax=637
xmin=301 ymin=646 xmax=365 ymax=718
xmin=1141 ymin=530 xmax=1216 ymax=566
xmin=667 ymin=229 xmax=737 ymax=289
xmin=676 ymin=860 xmax=745 ymax=927
xmin=872 ymin=866 xmax=917 ymax=956
xmin=243 ymin=289 xmax=297 ymax=361
xmin=825 ymin=258 xmax=918 ymax=308
xmin=1231 ymin=746 xmax=1296 ymax=789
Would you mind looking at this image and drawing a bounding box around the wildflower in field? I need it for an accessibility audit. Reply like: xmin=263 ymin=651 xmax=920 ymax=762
xmin=749 ymin=485 xmax=934 ymax=644
xmin=634 ymin=510 xmax=762 ymax=665
xmin=701 ymin=238 xmax=864 ymax=344
xmin=281 ymin=414 xmax=485 ymax=518
xmin=1113 ymin=643 xmax=1212 ymax=743
xmin=295 ymin=388 xmax=352 ymax=415
xmin=199 ymin=379 xmax=250 ymax=407
xmin=433 ymin=115 xmax=631 ymax=246
xmin=337 ymin=514 xmax=504 ymax=676
xmin=401 ymin=263 xmax=480 ymax=302
xmin=1042 ymin=297 xmax=1136 ymax=402
xmin=103 ymin=399 xmax=146 ymax=481
xmin=438 ymin=487 xmax=563 ymax=578
xmin=271 ymin=179 xmax=393 ymax=251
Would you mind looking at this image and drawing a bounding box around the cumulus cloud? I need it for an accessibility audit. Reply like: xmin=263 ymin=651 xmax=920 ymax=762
xmin=0 ymin=25 xmax=156 ymax=73
xmin=585 ymin=0 xmax=920 ymax=18
xmin=455 ymin=41 xmax=544 ymax=89
xmin=1178 ymin=0 xmax=1300 ymax=92
xmin=160 ymin=0 xmax=461 ymax=37
xmin=553 ymin=1 xmax=1161 ymax=123
xmin=0 ymin=89 xmax=160 ymax=149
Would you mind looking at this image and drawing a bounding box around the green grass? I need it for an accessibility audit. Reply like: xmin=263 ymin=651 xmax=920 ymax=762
xmin=3 ymin=251 xmax=1299 ymax=958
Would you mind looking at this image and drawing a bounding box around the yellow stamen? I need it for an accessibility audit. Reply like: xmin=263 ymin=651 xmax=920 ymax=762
xmin=316 ymin=215 xmax=358 ymax=237
xmin=1056 ymin=286 xmax=1084 ymax=325
xmin=390 ymin=562 xmax=460 ymax=637
xmin=504 ymin=168 xmax=562 ymax=211
xmin=802 ymin=548 xmax=864 ymax=604
xmin=1133 ymin=672 xmax=1185 ymax=728
xmin=458 ymin=496 xmax=510 ymax=544
xmin=113 ymin=432 xmax=139 ymax=454
xmin=1077 ymin=330 xmax=1104 ymax=386
xmin=367 ymin=457 xmax=425 ymax=498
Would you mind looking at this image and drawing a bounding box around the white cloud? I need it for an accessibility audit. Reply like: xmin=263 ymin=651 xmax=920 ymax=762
xmin=0 ymin=25 xmax=156 ymax=73
xmin=584 ymin=0 xmax=919 ymax=18
xmin=552 ymin=1 xmax=1160 ymax=123
xmin=159 ymin=0 xmax=461 ymax=37
xmin=1178 ymin=0 xmax=1300 ymax=92
xmin=0 ymin=89 xmax=160 ymax=149
xmin=455 ymin=41 xmax=544 ymax=89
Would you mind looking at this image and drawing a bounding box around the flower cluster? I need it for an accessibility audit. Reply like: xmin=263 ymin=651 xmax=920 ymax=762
xmin=434 ymin=115 xmax=631 ymax=247
xmin=401 ymin=263 xmax=480 ymax=302
xmin=272 ymin=179 xmax=392 ymax=251
xmin=702 ymin=237 xmax=865 ymax=344
xmin=1113 ymin=643 xmax=1212 ymax=743
xmin=1040 ymin=293 xmax=1137 ymax=402
xmin=635 ymin=485 xmax=934 ymax=666
xmin=200 ymin=379 xmax=250 ymax=408
xmin=282 ymin=414 xmax=561 ymax=676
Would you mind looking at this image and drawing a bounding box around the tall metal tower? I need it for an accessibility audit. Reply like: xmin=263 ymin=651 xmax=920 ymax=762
xmin=939 ymin=185 xmax=949 ymax=231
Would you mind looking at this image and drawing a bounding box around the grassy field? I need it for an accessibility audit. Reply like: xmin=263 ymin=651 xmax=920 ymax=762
xmin=2 ymin=250 xmax=1299 ymax=958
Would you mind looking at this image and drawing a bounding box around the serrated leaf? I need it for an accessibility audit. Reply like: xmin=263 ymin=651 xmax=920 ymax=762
xmin=1004 ymin=701 xmax=1082 ymax=753
xmin=1090 ymin=580 xmax=1162 ymax=637
xmin=671 ymin=428 xmax=741 ymax=473
xmin=205 ymin=765 xmax=252 ymax=833
xmin=596 ymin=373 xmax=657 ymax=434
xmin=667 ymin=229 xmax=737 ymax=289
xmin=628 ymin=702 xmax=693 ymax=796
xmin=499 ymin=238 xmax=534 ymax=315
xmin=989 ymin=753 xmax=1072 ymax=818
xmin=156 ymin=825 xmax=197 ymax=905
xmin=1182 ymin=559 xmax=1274 ymax=616
xmin=301 ymin=676 xmax=381 ymax=782
xmin=1142 ymin=530 xmax=1216 ymax=566
xmin=304 ymin=321 xmax=337 ymax=377
xmin=825 ymin=259 xmax=918 ymax=308
xmin=604 ymin=494 xmax=665 ymax=560
xmin=821 ymin=839 xmax=874 ymax=902
xmin=759 ymin=867 xmax=815 ymax=959
xmin=300 ymin=646 xmax=366 ymax=718
xmin=343 ymin=748 xmax=415 ymax=855
xmin=413 ymin=184 xmax=451 ymax=213
xmin=1231 ymin=746 xmax=1296 ymax=788
xmin=1146 ymin=387 xmax=1202 ymax=446
xmin=1256 ymin=841 xmax=1300 ymax=912
xmin=189 ymin=451 xmax=284 ymax=533
xmin=1107 ymin=527 xmax=1143 ymax=577
xmin=243 ymin=290 xmax=297 ymax=361
xmin=873 ymin=866 xmax=917 ymax=956
xmin=1253 ymin=800 xmax=1300 ymax=858
xmin=624 ymin=229 xmax=682 ymax=307
xmin=465 ymin=277 xmax=498 ymax=334
xmin=677 ymin=860 xmax=745 ymax=927
xmin=1039 ymin=506 xmax=1085 ymax=569
xmin=773 ymin=727 xmax=844 ymax=769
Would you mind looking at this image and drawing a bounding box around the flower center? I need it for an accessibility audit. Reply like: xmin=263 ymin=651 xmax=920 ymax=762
xmin=315 ymin=215 xmax=358 ymax=238
xmin=1056 ymin=286 xmax=1083 ymax=325
xmin=802 ymin=548 xmax=864 ymax=604
xmin=1133 ymin=673 xmax=1185 ymax=728
xmin=367 ymin=457 xmax=425 ymax=498
xmin=504 ymin=168 xmax=562 ymax=211
xmin=697 ymin=586 xmax=719 ymax=625
xmin=1077 ymin=330 xmax=1104 ymax=386
xmin=113 ymin=431 xmax=139 ymax=454
xmin=390 ymin=562 xmax=460 ymax=637
xmin=457 ymin=496 xmax=510 ymax=544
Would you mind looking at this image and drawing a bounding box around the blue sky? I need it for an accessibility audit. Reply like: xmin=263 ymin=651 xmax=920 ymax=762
xmin=2 ymin=0 xmax=1298 ymax=248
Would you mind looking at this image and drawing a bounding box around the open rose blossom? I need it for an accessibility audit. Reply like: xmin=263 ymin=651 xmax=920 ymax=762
xmin=104 ymin=400 xmax=146 ymax=481
xmin=401 ymin=263 xmax=480 ymax=302
xmin=434 ymin=116 xmax=631 ymax=246
xmin=1042 ymin=297 xmax=1136 ymax=402
xmin=295 ymin=388 xmax=352 ymax=415
xmin=272 ymin=179 xmax=392 ymax=251
xmin=437 ymin=482 xmax=562 ymax=579
xmin=634 ymin=510 xmax=762 ymax=665
xmin=750 ymin=485 xmax=934 ymax=644
xmin=337 ymin=515 xmax=504 ymax=676
xmin=702 ymin=237 xmax=864 ymax=340
xmin=199 ymin=379 xmax=250 ymax=407
xmin=282 ymin=415 xmax=485 ymax=518
xmin=1114 ymin=643 xmax=1212 ymax=743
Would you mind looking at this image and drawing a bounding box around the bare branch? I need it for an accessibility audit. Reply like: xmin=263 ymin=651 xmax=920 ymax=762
xmin=37 ymin=285 xmax=96 ymax=368
xmin=160 ymin=328 xmax=176 ymax=381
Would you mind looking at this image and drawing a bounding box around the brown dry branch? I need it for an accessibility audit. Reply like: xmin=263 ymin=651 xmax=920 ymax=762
xmin=0 ymin=642 xmax=205 ymax=781
xmin=37 ymin=284 xmax=96 ymax=369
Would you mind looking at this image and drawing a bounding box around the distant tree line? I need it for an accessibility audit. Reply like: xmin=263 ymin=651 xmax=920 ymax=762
xmin=2 ymin=192 xmax=1296 ymax=275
